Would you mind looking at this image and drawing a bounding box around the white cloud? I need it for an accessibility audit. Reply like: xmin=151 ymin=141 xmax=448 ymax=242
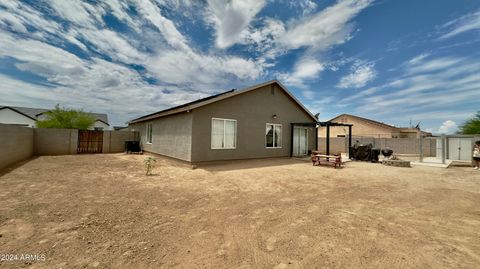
xmin=291 ymin=0 xmax=318 ymax=15
xmin=408 ymin=53 xmax=430 ymax=65
xmin=72 ymin=28 xmax=146 ymax=63
xmin=55 ymin=0 xmax=263 ymax=88
xmin=134 ymin=0 xmax=190 ymax=50
xmin=437 ymin=120 xmax=458 ymax=134
xmin=206 ymin=0 xmax=267 ymax=49
xmin=406 ymin=55 xmax=463 ymax=75
xmin=0 ymin=31 xmax=209 ymax=124
xmin=279 ymin=0 xmax=373 ymax=51
xmin=0 ymin=0 xmax=62 ymax=37
xmin=390 ymin=111 xmax=474 ymax=122
xmin=337 ymin=61 xmax=376 ymax=89
xmin=0 ymin=10 xmax=28 ymax=33
xmin=0 ymin=31 xmax=87 ymax=80
xmin=49 ymin=0 xmax=104 ymax=28
xmin=278 ymin=57 xmax=324 ymax=88
xmin=439 ymin=11 xmax=480 ymax=40
xmin=269 ymin=0 xmax=373 ymax=87
xmin=146 ymin=50 xmax=262 ymax=88
xmin=0 ymin=1 xmax=268 ymax=125
xmin=344 ymin=54 xmax=480 ymax=118
xmin=338 ymin=86 xmax=378 ymax=104
xmin=0 ymin=0 xmax=374 ymax=125
xmin=241 ymin=18 xmax=286 ymax=59
xmin=204 ymin=0 xmax=371 ymax=56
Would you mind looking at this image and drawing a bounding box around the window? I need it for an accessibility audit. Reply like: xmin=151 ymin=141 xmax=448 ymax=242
xmin=146 ymin=123 xmax=153 ymax=144
xmin=266 ymin=123 xmax=282 ymax=148
xmin=211 ymin=118 xmax=237 ymax=149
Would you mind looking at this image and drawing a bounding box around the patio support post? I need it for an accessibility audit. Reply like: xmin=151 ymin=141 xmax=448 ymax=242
xmin=326 ymin=124 xmax=330 ymax=155
xmin=315 ymin=125 xmax=318 ymax=151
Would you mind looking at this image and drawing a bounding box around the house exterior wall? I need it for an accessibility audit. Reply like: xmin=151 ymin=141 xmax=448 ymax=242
xmin=129 ymin=113 xmax=193 ymax=162
xmin=190 ymin=84 xmax=316 ymax=163
xmin=318 ymin=115 xmax=395 ymax=138
xmin=0 ymin=108 xmax=36 ymax=127
xmin=398 ymin=128 xmax=422 ymax=138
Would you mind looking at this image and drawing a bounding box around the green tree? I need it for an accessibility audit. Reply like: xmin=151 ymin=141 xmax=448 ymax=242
xmin=36 ymin=105 xmax=95 ymax=130
xmin=458 ymin=111 xmax=480 ymax=134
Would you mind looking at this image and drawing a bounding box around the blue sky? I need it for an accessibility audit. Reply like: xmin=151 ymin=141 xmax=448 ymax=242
xmin=0 ymin=0 xmax=479 ymax=133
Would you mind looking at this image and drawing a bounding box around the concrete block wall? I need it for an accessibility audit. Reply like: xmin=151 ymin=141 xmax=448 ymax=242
xmin=0 ymin=124 xmax=140 ymax=170
xmin=317 ymin=137 xmax=437 ymax=157
xmin=34 ymin=128 xmax=78 ymax=155
xmin=0 ymin=124 xmax=34 ymax=170
xmin=103 ymin=131 xmax=137 ymax=153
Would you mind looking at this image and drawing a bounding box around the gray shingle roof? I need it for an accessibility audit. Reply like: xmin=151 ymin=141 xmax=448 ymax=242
xmin=87 ymin=112 xmax=109 ymax=124
xmin=0 ymin=106 xmax=49 ymax=119
xmin=0 ymin=105 xmax=108 ymax=124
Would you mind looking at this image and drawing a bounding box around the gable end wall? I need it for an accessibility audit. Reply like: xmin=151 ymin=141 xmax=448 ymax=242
xmin=190 ymin=84 xmax=316 ymax=162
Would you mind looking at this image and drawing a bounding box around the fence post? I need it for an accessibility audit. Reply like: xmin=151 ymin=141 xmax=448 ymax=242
xmin=326 ymin=124 xmax=330 ymax=155
xmin=419 ymin=135 xmax=424 ymax=162
xmin=441 ymin=135 xmax=446 ymax=164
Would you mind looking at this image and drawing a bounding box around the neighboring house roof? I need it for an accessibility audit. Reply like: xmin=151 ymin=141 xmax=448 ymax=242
xmin=0 ymin=105 xmax=109 ymax=125
xmin=328 ymin=113 xmax=397 ymax=130
xmin=113 ymin=126 xmax=128 ymax=131
xmin=329 ymin=113 xmax=432 ymax=136
xmin=129 ymin=80 xmax=317 ymax=124
xmin=0 ymin=106 xmax=49 ymax=120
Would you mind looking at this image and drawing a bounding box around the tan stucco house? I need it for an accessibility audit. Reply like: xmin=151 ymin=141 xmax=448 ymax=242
xmin=318 ymin=114 xmax=432 ymax=139
xmin=128 ymin=80 xmax=318 ymax=163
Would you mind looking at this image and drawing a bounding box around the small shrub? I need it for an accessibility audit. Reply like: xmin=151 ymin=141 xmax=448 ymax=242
xmin=144 ymin=156 xmax=157 ymax=175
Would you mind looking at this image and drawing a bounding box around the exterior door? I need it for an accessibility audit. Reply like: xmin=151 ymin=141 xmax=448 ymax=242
xmin=459 ymin=138 xmax=472 ymax=160
xmin=448 ymin=138 xmax=472 ymax=161
xmin=436 ymin=137 xmax=443 ymax=159
xmin=293 ymin=127 xmax=308 ymax=156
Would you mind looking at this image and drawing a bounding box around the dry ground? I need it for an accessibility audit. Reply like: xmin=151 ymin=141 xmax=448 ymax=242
xmin=1 ymin=154 xmax=480 ymax=269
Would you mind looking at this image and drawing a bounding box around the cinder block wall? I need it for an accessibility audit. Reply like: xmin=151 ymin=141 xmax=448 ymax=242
xmin=0 ymin=124 xmax=34 ymax=170
xmin=0 ymin=125 xmax=140 ymax=170
xmin=34 ymin=128 xmax=78 ymax=155
xmin=317 ymin=137 xmax=437 ymax=156
xmin=102 ymin=131 xmax=137 ymax=153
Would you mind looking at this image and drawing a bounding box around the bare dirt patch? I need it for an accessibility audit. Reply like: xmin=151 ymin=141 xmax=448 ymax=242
xmin=1 ymin=154 xmax=480 ymax=268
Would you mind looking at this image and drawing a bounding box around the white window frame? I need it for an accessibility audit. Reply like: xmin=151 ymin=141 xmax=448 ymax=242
xmin=146 ymin=123 xmax=153 ymax=144
xmin=211 ymin=118 xmax=237 ymax=150
xmin=266 ymin=123 xmax=282 ymax=149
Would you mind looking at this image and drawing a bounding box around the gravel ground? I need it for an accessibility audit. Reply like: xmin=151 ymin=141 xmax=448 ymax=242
xmin=0 ymin=154 xmax=479 ymax=269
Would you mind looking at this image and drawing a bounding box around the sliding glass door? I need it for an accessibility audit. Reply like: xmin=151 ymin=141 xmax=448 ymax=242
xmin=293 ymin=127 xmax=308 ymax=156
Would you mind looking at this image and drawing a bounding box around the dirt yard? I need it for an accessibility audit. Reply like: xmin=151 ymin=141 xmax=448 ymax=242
xmin=1 ymin=154 xmax=479 ymax=269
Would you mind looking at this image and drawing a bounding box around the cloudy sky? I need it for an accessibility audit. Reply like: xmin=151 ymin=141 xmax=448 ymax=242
xmin=0 ymin=0 xmax=479 ymax=133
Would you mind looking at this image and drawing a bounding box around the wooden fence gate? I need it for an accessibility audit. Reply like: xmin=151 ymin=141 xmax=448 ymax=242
xmin=77 ymin=130 xmax=103 ymax=153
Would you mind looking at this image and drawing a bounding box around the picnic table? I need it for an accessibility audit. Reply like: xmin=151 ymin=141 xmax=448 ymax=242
xmin=311 ymin=154 xmax=342 ymax=168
